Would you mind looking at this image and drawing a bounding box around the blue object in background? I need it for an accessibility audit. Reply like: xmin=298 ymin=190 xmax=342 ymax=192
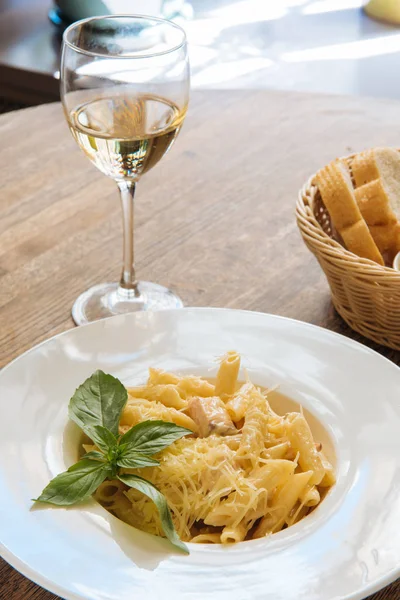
xmin=50 ymin=1 xmax=193 ymax=27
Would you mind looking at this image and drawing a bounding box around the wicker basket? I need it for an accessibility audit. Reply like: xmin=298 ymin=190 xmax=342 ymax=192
xmin=296 ymin=155 xmax=400 ymax=351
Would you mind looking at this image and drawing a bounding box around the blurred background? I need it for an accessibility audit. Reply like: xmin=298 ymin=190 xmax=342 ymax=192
xmin=1 ymin=0 xmax=400 ymax=113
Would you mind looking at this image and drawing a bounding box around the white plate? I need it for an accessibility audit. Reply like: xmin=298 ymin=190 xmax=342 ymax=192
xmin=1 ymin=308 xmax=399 ymax=600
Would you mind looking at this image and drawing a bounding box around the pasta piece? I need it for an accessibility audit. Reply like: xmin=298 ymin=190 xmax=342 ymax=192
xmin=150 ymin=385 xmax=186 ymax=410
xmin=187 ymin=396 xmax=237 ymax=437
xmin=178 ymin=376 xmax=216 ymax=399
xmin=127 ymin=384 xmax=186 ymax=410
xmin=266 ymin=418 xmax=286 ymax=437
xmin=205 ymin=488 xmax=267 ymax=528
xmin=148 ymin=369 xmax=216 ymax=399
xmin=254 ymin=471 xmax=313 ymax=537
xmin=287 ymin=505 xmax=309 ymax=527
xmin=113 ymin=497 xmax=145 ymax=528
xmin=95 ymin=480 xmax=141 ymax=528
xmin=236 ymin=388 xmax=269 ymax=469
xmin=319 ymin=452 xmax=336 ymax=487
xmin=95 ymin=479 xmax=126 ymax=504
xmin=191 ymin=534 xmax=221 ymax=544
xmin=82 ymin=443 xmax=95 ymax=454
xmin=225 ymin=382 xmax=255 ymax=422
xmin=215 ymin=351 xmax=241 ymax=397
xmin=249 ymin=459 xmax=295 ymax=493
xmin=148 ymin=368 xmax=180 ymax=386
xmin=263 ymin=441 xmax=290 ymax=460
xmin=129 ymin=374 xmax=215 ymax=406
xmin=120 ymin=397 xmax=198 ymax=433
xmin=204 ymin=473 xmax=269 ymax=528
xmin=128 ymin=386 xmax=153 ymax=398
xmin=222 ymin=434 xmax=242 ymax=451
xmin=285 ymin=413 xmax=326 ymax=485
xmin=221 ymin=523 xmax=247 ymax=543
xmin=299 ymin=484 xmax=320 ymax=507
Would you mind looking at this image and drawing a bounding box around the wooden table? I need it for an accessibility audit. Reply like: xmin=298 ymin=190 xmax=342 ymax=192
xmin=0 ymin=90 xmax=399 ymax=599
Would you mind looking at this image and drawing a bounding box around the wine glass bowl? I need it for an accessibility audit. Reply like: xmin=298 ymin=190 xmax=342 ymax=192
xmin=61 ymin=15 xmax=189 ymax=325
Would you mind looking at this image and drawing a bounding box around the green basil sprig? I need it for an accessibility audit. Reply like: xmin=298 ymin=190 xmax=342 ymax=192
xmin=33 ymin=370 xmax=191 ymax=553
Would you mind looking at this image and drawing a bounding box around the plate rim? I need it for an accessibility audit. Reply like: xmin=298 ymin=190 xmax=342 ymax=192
xmin=1 ymin=307 xmax=399 ymax=375
xmin=2 ymin=545 xmax=400 ymax=600
xmin=1 ymin=308 xmax=399 ymax=600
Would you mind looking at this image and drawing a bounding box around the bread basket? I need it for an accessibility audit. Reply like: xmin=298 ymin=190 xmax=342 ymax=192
xmin=296 ymin=154 xmax=400 ymax=351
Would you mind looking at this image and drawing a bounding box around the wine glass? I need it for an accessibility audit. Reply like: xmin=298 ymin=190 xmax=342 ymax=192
xmin=61 ymin=15 xmax=190 ymax=325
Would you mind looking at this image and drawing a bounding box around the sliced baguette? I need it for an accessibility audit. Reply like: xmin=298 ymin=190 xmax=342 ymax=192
xmin=351 ymin=149 xmax=380 ymax=187
xmin=316 ymin=160 xmax=384 ymax=265
xmin=354 ymin=179 xmax=397 ymax=226
xmin=351 ymin=148 xmax=400 ymax=261
xmin=340 ymin=221 xmax=386 ymax=262
xmin=352 ymin=148 xmax=400 ymax=221
xmin=369 ymin=222 xmax=400 ymax=256
xmin=354 ymin=179 xmax=400 ymax=261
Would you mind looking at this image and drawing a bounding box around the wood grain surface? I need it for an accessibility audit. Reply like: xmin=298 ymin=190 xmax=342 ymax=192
xmin=0 ymin=90 xmax=399 ymax=599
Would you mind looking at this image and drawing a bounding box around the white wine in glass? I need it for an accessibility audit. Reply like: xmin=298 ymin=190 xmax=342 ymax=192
xmin=68 ymin=95 xmax=187 ymax=180
xmin=61 ymin=16 xmax=190 ymax=325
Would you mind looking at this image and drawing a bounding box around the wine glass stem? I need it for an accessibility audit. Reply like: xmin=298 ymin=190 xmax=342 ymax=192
xmin=118 ymin=180 xmax=139 ymax=296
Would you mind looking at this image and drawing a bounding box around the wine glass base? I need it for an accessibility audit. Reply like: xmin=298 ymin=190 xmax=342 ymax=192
xmin=71 ymin=281 xmax=183 ymax=326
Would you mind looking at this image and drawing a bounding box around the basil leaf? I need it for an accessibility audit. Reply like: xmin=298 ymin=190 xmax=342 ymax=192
xmin=69 ymin=370 xmax=127 ymax=437
xmin=116 ymin=452 xmax=160 ymax=469
xmin=83 ymin=450 xmax=106 ymax=461
xmin=89 ymin=425 xmax=118 ymax=454
xmin=118 ymin=474 xmax=188 ymax=554
xmin=119 ymin=421 xmax=191 ymax=456
xmin=34 ymin=459 xmax=111 ymax=506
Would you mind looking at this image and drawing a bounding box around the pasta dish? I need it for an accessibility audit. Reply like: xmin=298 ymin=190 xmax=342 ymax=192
xmin=92 ymin=352 xmax=335 ymax=544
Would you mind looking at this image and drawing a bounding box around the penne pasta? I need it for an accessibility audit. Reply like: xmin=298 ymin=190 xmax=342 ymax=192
xmin=148 ymin=368 xmax=216 ymax=398
xmin=254 ymin=471 xmax=313 ymax=537
xmin=148 ymin=368 xmax=180 ymax=386
xmin=236 ymin=388 xmax=269 ymax=468
xmin=191 ymin=533 xmax=222 ymax=544
xmin=204 ymin=484 xmax=268 ymax=528
xmin=299 ymin=484 xmax=320 ymax=507
xmin=121 ymin=397 xmax=198 ymax=432
xmin=319 ymin=452 xmax=337 ymax=487
xmin=95 ymin=479 xmax=126 ymax=503
xmin=288 ymin=505 xmax=309 ymax=526
xmin=92 ymin=352 xmax=335 ymax=545
xmin=215 ymin=351 xmax=241 ymax=397
xmin=177 ymin=376 xmax=216 ymax=399
xmin=249 ymin=459 xmax=296 ymax=493
xmin=263 ymin=441 xmax=290 ymax=460
xmin=221 ymin=523 xmax=247 ymax=543
xmin=225 ymin=382 xmax=255 ymax=422
xmin=127 ymin=384 xmax=187 ymax=410
xmin=285 ymin=413 xmax=326 ymax=485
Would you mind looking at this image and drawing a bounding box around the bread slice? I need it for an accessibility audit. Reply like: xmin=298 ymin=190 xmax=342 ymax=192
xmin=316 ymin=161 xmax=362 ymax=230
xmin=352 ymin=148 xmax=400 ymax=221
xmin=352 ymin=147 xmax=399 ymax=182
xmin=340 ymin=221 xmax=386 ymax=262
xmin=352 ymin=149 xmax=379 ymax=186
xmin=316 ymin=160 xmax=384 ymax=265
xmin=354 ymin=179 xmax=397 ymax=226
xmin=351 ymin=148 xmax=400 ymax=261
xmin=369 ymin=222 xmax=400 ymax=255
